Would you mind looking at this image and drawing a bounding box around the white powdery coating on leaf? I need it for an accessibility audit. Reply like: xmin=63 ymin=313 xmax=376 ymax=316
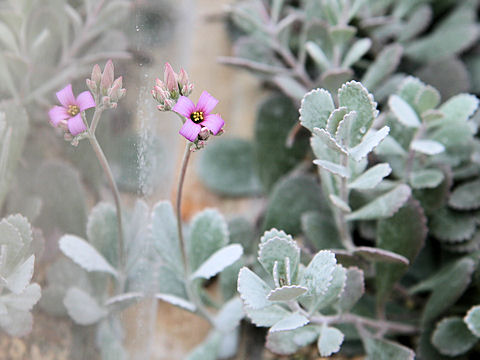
xmin=267 ymin=285 xmax=308 ymax=302
xmin=155 ymin=293 xmax=196 ymax=312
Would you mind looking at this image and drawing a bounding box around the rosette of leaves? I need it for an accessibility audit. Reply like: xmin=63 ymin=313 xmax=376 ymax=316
xmin=377 ymin=76 xmax=480 ymax=253
xmin=151 ymin=201 xmax=245 ymax=360
xmin=224 ymin=0 xmax=402 ymax=100
xmin=0 ymin=214 xmax=41 ymax=336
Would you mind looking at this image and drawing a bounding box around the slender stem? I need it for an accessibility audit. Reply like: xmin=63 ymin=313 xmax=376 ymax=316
xmin=87 ymin=116 xmax=125 ymax=290
xmin=175 ymin=141 xmax=214 ymax=325
xmin=310 ymin=313 xmax=418 ymax=335
xmin=336 ymin=153 xmax=355 ymax=250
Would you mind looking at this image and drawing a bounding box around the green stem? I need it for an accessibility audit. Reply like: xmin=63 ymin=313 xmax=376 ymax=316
xmin=336 ymin=153 xmax=354 ymax=250
xmin=176 ymin=141 xmax=214 ymax=325
xmin=87 ymin=109 xmax=125 ymax=291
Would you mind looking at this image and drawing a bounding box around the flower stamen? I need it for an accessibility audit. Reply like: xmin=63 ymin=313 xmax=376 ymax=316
xmin=67 ymin=104 xmax=80 ymax=116
xmin=190 ymin=111 xmax=204 ymax=124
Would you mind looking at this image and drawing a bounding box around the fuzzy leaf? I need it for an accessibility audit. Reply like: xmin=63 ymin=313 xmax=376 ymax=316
xmin=214 ymin=297 xmax=244 ymax=333
xmin=338 ymin=81 xmax=378 ymax=147
xmin=267 ymin=285 xmax=308 ymax=301
xmin=449 ymin=179 xmax=480 ymax=210
xmin=64 ymin=287 xmax=107 ymax=325
xmin=338 ymin=267 xmax=364 ymax=312
xmin=361 ymin=44 xmax=403 ymax=90
xmin=155 ymin=293 xmax=196 ymax=312
xmin=59 ymin=235 xmax=117 ymax=276
xmin=440 ymin=94 xmax=479 ymax=124
xmin=315 ymin=265 xmax=347 ymax=311
xmin=349 ymin=126 xmax=390 ymax=161
xmin=265 ymin=325 xmax=319 ymax=355
xmin=464 ymin=305 xmax=480 ymax=337
xmin=348 ymin=163 xmax=391 ymax=190
xmin=198 ymin=138 xmax=262 ymax=196
xmin=237 ymin=267 xmax=271 ymax=310
xmin=270 ymin=312 xmax=309 ymax=333
xmin=188 ymin=209 xmax=229 ymax=272
xmin=389 ymin=95 xmax=420 ymax=128
xmin=312 ymin=128 xmax=347 ymax=155
xmin=306 ymin=41 xmax=330 ymax=71
xmin=151 ymin=201 xmax=182 ymax=274
xmin=415 ymin=85 xmax=441 ymax=113
xmin=260 ymin=228 xmax=293 ymax=245
xmin=364 ymin=337 xmax=415 ymax=360
xmin=301 ymin=211 xmax=342 ymax=250
xmin=329 ymin=194 xmax=351 ymax=213
xmin=192 ymin=244 xmax=243 ymax=280
xmin=314 ymin=159 xmax=349 ymax=178
xmin=432 ymin=317 xmax=478 ymax=356
xmin=376 ymin=200 xmax=427 ymax=302
xmin=258 ymin=236 xmax=300 ymax=281
xmin=326 ymin=107 xmax=348 ymax=135
xmin=317 ymin=326 xmax=344 ymax=357
xmin=262 ymin=175 xmax=324 ymax=235
xmin=342 ymin=38 xmax=371 ymax=68
xmin=186 ymin=332 xmax=221 ymax=360
xmin=5 ymin=255 xmax=34 ymax=294
xmin=245 ymin=305 xmax=290 ymax=327
xmin=346 ymin=185 xmax=411 ymax=221
xmin=300 ymin=88 xmax=335 ymax=132
xmin=409 ymin=169 xmax=444 ymax=189
xmin=354 ymin=247 xmax=409 ymax=265
xmin=430 ymin=208 xmax=476 ymax=243
xmin=87 ymin=202 xmax=118 ymax=268
xmin=300 ymin=251 xmax=337 ymax=298
xmin=410 ymin=139 xmax=445 ymax=155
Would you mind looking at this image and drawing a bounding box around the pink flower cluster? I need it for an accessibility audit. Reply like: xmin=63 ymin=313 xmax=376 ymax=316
xmin=152 ymin=63 xmax=194 ymax=111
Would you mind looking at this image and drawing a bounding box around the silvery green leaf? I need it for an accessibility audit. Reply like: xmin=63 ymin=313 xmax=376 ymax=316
xmin=313 ymin=159 xmax=349 ymax=178
xmin=237 ymin=267 xmax=271 ymax=310
xmin=150 ymin=201 xmax=182 ymax=274
xmin=354 ymin=247 xmax=409 ymax=265
xmin=188 ymin=209 xmax=229 ymax=272
xmin=338 ymin=81 xmax=378 ymax=147
xmin=214 ymin=297 xmax=244 ymax=333
xmin=364 ymin=337 xmax=415 ymax=360
xmin=312 ymin=128 xmax=347 ymax=155
xmin=260 ymin=228 xmax=292 ymax=244
xmin=342 ymin=38 xmax=371 ymax=68
xmin=349 ymin=126 xmax=390 ymax=161
xmin=258 ymin=236 xmax=300 ymax=282
xmin=346 ymin=185 xmax=411 ymax=221
xmin=87 ymin=202 xmax=118 ymax=268
xmin=301 ymin=211 xmax=342 ymax=250
xmin=317 ymin=326 xmax=344 ymax=357
xmin=273 ymin=75 xmax=308 ymax=101
xmin=64 ymin=287 xmax=107 ymax=325
xmin=5 ymin=214 xmax=32 ymax=247
xmin=410 ymin=139 xmax=445 ymax=155
xmin=0 ymin=283 xmax=41 ymax=312
xmin=440 ymin=93 xmax=479 ymax=124
xmin=348 ymin=163 xmax=391 ymax=190
xmin=321 ymin=68 xmax=354 ymax=94
xmin=306 ymin=41 xmax=330 ymax=71
xmin=197 ymin=138 xmax=262 ymax=196
xmin=398 ymin=5 xmax=432 ymax=42
xmin=315 ymin=265 xmax=346 ymax=311
xmin=361 ymin=44 xmax=403 ymax=91
xmin=388 ymin=95 xmax=421 ymax=128
xmin=300 ymin=250 xmax=337 ymax=298
xmin=217 ymin=328 xmax=239 ymax=359
xmin=0 ymin=309 xmax=32 ymax=337
xmin=267 ymin=285 xmax=308 ymax=301
xmin=329 ymin=194 xmax=351 ymax=213
xmin=414 ymin=85 xmax=441 ymax=113
xmin=449 ymin=179 xmax=480 ymax=210
xmin=245 ymin=305 xmax=290 ymax=327
xmin=338 ymin=267 xmax=364 ymax=312
xmin=334 ymin=110 xmax=356 ymax=147
xmin=155 ymin=293 xmax=196 ymax=312
xmin=59 ymin=235 xmax=118 ymax=277
xmin=330 ymin=25 xmax=356 ymax=44
xmin=5 ymin=255 xmax=34 ymax=294
xmin=186 ymin=332 xmax=221 ymax=360
xmin=104 ymin=292 xmax=143 ymax=313
xmin=300 ymin=88 xmax=335 ymax=132
xmin=326 ymin=107 xmax=348 ymax=135
xmin=374 ymin=135 xmax=407 ymax=156
xmin=376 ymin=201 xmax=426 ymax=302
xmin=409 ymin=169 xmax=444 ymax=189
xmin=192 ymin=244 xmax=243 ymax=280
xmin=265 ymin=325 xmax=319 ymax=355
xmin=431 ymin=317 xmax=478 ymax=356
xmin=96 ymin=318 xmax=127 ymax=360
xmin=464 ymin=305 xmax=480 ymax=337
xmin=270 ymin=312 xmax=309 ymax=333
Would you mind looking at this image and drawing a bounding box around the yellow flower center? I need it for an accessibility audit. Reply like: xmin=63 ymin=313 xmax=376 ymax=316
xmin=190 ymin=111 xmax=204 ymax=124
xmin=67 ymin=104 xmax=80 ymax=116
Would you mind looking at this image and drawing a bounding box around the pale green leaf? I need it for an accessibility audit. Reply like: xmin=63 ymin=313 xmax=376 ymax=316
xmin=317 ymin=326 xmax=344 ymax=357
xmin=270 ymin=312 xmax=309 ymax=333
xmin=348 ymin=163 xmax=391 ymax=190
xmin=245 ymin=305 xmax=290 ymax=327
xmin=349 ymin=126 xmax=390 ymax=161
xmin=191 ymin=244 xmax=243 ymax=280
xmin=364 ymin=337 xmax=415 ymax=360
xmin=389 ymin=95 xmax=420 ymax=128
xmin=258 ymin=236 xmax=300 ymax=281
xmin=338 ymin=267 xmax=364 ymax=312
xmin=64 ymin=287 xmax=107 ymax=325
xmin=237 ymin=267 xmax=271 ymax=310
xmin=449 ymin=179 xmax=480 ymax=210
xmin=300 ymin=88 xmax=335 ymax=132
xmin=464 ymin=305 xmax=480 ymax=337
xmin=300 ymin=250 xmax=337 ymax=298
xmin=361 ymin=44 xmax=403 ymax=90
xmin=155 ymin=293 xmax=196 ymax=312
xmin=342 ymin=38 xmax=371 ymax=68
xmin=409 ymin=169 xmax=444 ymax=189
xmin=267 ymin=285 xmax=308 ymax=302
xmin=410 ymin=139 xmax=445 ymax=155
xmin=214 ymin=297 xmax=244 ymax=333
xmin=306 ymin=41 xmax=330 ymax=71
xmin=432 ymin=317 xmax=478 ymax=356
xmin=314 ymin=159 xmax=349 ymax=178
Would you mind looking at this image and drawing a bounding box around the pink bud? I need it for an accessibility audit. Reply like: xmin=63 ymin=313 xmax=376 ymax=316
xmin=91 ymin=64 xmax=102 ymax=85
xmin=198 ymin=127 xmax=210 ymax=140
xmin=157 ymin=104 xmax=165 ymax=111
xmin=101 ymin=60 xmax=114 ymax=92
xmin=178 ymin=68 xmax=189 ymax=87
xmin=155 ymin=78 xmax=164 ymax=87
xmin=164 ymin=62 xmax=178 ymax=92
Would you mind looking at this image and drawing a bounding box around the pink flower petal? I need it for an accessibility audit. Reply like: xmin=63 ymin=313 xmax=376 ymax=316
xmin=179 ymin=119 xmax=201 ymax=142
xmin=202 ymin=114 xmax=224 ymax=135
xmin=67 ymin=114 xmax=87 ymax=136
xmin=76 ymin=91 xmax=96 ymax=111
xmin=48 ymin=106 xmax=69 ymax=126
xmin=196 ymin=91 xmax=219 ymax=114
xmin=56 ymin=84 xmax=76 ymax=107
xmin=172 ymin=96 xmax=195 ymax=118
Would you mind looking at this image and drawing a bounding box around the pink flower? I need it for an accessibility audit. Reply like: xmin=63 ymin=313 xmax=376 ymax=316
xmin=172 ymin=91 xmax=225 ymax=142
xmin=48 ymin=84 xmax=96 ymax=136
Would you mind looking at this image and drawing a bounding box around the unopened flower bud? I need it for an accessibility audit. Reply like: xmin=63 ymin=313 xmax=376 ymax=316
xmin=164 ymin=62 xmax=178 ymax=92
xmin=215 ymin=128 xmax=225 ymax=136
xmin=108 ymin=76 xmax=123 ymax=102
xmin=86 ymin=79 xmax=96 ymax=94
xmin=164 ymin=99 xmax=175 ymax=111
xmin=198 ymin=127 xmax=210 ymax=140
xmin=101 ymin=60 xmax=114 ymax=94
xmin=91 ymin=64 xmax=102 ymax=86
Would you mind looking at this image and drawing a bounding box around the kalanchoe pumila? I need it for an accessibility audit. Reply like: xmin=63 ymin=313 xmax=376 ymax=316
xmin=86 ymin=59 xmax=126 ymax=109
xmin=173 ymin=91 xmax=225 ymax=143
xmin=48 ymin=84 xmax=95 ymax=137
xmin=152 ymin=62 xmax=194 ymax=111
